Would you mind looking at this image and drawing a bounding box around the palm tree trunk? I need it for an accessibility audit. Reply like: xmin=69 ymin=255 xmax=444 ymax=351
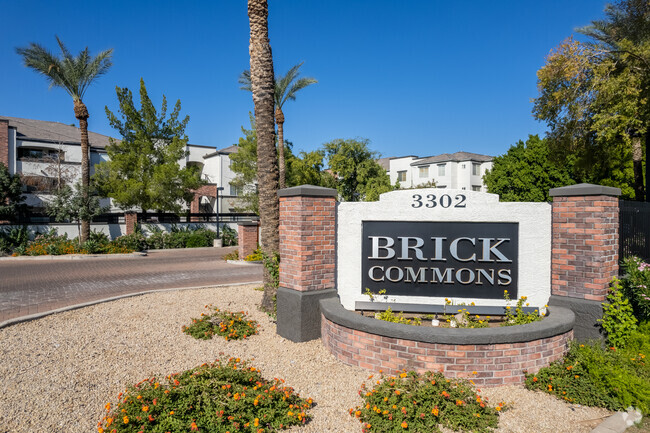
xmin=632 ymin=136 xmax=644 ymax=201
xmin=74 ymin=100 xmax=91 ymax=243
xmin=248 ymin=0 xmax=280 ymax=311
xmin=276 ymin=106 xmax=285 ymax=189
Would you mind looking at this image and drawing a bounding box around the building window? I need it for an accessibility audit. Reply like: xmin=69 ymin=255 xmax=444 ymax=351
xmin=230 ymin=184 xmax=243 ymax=196
xmin=397 ymin=170 xmax=406 ymax=182
xmin=472 ymin=163 xmax=480 ymax=176
xmin=419 ymin=166 xmax=429 ymax=178
xmin=18 ymin=147 xmax=65 ymax=162
xmin=437 ymin=164 xmax=446 ymax=176
xmin=472 ymin=185 xmax=482 ymax=192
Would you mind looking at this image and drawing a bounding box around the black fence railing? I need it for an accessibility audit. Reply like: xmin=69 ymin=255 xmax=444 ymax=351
xmin=619 ymin=200 xmax=650 ymax=262
xmin=1 ymin=212 xmax=257 ymax=226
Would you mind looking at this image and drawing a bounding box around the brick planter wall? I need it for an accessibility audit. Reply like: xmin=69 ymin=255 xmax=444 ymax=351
xmin=237 ymin=222 xmax=259 ymax=259
xmin=319 ymin=298 xmax=575 ymax=386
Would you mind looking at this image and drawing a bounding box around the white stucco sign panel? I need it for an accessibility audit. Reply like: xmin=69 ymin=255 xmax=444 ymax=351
xmin=337 ymin=189 xmax=551 ymax=311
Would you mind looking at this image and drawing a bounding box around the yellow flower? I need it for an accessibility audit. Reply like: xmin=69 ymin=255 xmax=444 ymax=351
xmin=123 ymin=416 xmax=129 ymax=424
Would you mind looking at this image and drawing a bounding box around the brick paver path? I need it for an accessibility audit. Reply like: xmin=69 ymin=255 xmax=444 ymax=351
xmin=0 ymin=247 xmax=262 ymax=325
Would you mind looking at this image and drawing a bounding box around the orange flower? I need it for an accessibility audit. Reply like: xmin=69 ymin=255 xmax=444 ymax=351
xmin=123 ymin=416 xmax=129 ymax=424
xmin=190 ymin=421 xmax=198 ymax=431
xmin=142 ymin=405 xmax=149 ymax=412
xmin=495 ymin=406 xmax=502 ymax=412
xmin=395 ymin=390 xmax=401 ymax=395
xmin=105 ymin=403 xmax=111 ymax=411
xmin=533 ymin=377 xmax=538 ymax=382
xmin=254 ymin=418 xmax=259 ymax=426
xmin=401 ymin=421 xmax=408 ymax=428
xmin=431 ymin=407 xmax=439 ymax=416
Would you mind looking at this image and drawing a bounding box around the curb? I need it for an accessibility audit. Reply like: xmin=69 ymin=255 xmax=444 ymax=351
xmin=0 ymin=280 xmax=263 ymax=329
xmin=0 ymin=251 xmax=147 ymax=261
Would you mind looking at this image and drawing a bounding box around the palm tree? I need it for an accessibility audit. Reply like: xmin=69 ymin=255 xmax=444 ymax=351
xmin=239 ymin=63 xmax=317 ymax=188
xmin=16 ymin=36 xmax=113 ymax=241
xmin=247 ymin=0 xmax=280 ymax=311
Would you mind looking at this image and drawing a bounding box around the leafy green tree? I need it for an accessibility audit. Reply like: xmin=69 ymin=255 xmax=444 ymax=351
xmin=94 ymin=78 xmax=202 ymax=213
xmin=46 ymin=182 xmax=107 ymax=241
xmin=16 ymin=36 xmax=113 ymax=241
xmin=240 ymin=62 xmax=317 ymax=188
xmin=229 ymin=115 xmax=335 ymax=213
xmin=0 ymin=163 xmax=25 ymax=220
xmin=534 ymin=1 xmax=650 ymax=200
xmin=484 ymin=135 xmax=576 ymax=202
xmin=323 ymin=138 xmax=396 ymax=201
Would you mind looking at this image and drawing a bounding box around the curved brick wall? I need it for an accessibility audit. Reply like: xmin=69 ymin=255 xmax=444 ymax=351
xmin=320 ymin=298 xmax=574 ymax=386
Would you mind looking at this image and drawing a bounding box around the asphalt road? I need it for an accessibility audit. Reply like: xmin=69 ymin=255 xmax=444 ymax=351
xmin=0 ymin=246 xmax=263 ymax=326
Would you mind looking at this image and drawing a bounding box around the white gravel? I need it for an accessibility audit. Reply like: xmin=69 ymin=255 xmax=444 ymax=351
xmin=0 ymin=284 xmax=611 ymax=432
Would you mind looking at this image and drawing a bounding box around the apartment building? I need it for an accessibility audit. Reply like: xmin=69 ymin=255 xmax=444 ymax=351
xmin=380 ymin=151 xmax=493 ymax=191
xmin=0 ymin=116 xmax=242 ymax=213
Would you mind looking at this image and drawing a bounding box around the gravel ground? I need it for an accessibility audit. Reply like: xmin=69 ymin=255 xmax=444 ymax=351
xmin=0 ymin=284 xmax=612 ymax=433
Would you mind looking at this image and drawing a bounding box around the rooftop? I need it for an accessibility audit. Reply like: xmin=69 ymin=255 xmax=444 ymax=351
xmin=1 ymin=115 xmax=117 ymax=149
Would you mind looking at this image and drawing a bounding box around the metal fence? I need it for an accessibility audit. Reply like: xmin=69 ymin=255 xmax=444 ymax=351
xmin=1 ymin=212 xmax=257 ymax=226
xmin=619 ymin=200 xmax=650 ymax=262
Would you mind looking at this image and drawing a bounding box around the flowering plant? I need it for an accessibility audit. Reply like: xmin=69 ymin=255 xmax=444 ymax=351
xmin=98 ymin=358 xmax=312 ymax=433
xmin=183 ymin=306 xmax=259 ymax=340
xmin=350 ymin=370 xmax=503 ymax=432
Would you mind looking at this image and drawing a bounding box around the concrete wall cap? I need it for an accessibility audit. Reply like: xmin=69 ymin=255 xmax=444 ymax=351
xmin=549 ymin=183 xmax=621 ymax=197
xmin=278 ymin=185 xmax=338 ymax=198
xmin=320 ymin=297 xmax=574 ymax=345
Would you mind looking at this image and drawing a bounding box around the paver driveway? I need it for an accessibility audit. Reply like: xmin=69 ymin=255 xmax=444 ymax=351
xmin=0 ymin=247 xmax=262 ymax=326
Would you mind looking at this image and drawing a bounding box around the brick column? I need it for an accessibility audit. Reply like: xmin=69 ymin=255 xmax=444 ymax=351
xmin=237 ymin=221 xmax=259 ymax=259
xmin=125 ymin=211 xmax=138 ymax=235
xmin=276 ymin=185 xmax=338 ymax=342
xmin=0 ymin=119 xmax=9 ymax=168
xmin=548 ymin=183 xmax=620 ymax=340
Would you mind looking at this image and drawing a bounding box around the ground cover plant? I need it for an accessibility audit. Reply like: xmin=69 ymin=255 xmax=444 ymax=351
xmin=183 ymin=306 xmax=259 ymax=340
xmin=350 ymin=370 xmax=503 ymax=432
xmin=223 ymin=247 xmax=264 ymax=262
xmin=524 ymin=325 xmax=650 ymax=415
xmin=525 ymin=261 xmax=650 ymax=415
xmin=97 ymin=358 xmax=313 ymax=433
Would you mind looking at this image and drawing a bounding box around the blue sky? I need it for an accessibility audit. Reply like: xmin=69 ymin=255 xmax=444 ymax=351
xmin=1 ymin=1 xmax=608 ymax=159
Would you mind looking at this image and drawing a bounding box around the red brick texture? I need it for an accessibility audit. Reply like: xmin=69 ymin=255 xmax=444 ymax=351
xmin=238 ymin=223 xmax=259 ymax=259
xmin=321 ymin=315 xmax=572 ymax=386
xmin=279 ymin=195 xmax=336 ymax=292
xmin=0 ymin=119 xmax=9 ymax=168
xmin=551 ymin=195 xmax=619 ymax=301
xmin=190 ymin=184 xmax=218 ymax=221
xmin=125 ymin=212 xmax=138 ymax=235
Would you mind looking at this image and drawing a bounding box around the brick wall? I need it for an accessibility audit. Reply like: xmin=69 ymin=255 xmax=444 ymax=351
xmin=321 ymin=315 xmax=572 ymax=386
xmin=279 ymin=194 xmax=336 ymax=292
xmin=551 ymin=195 xmax=619 ymax=301
xmin=238 ymin=223 xmax=259 ymax=259
xmin=125 ymin=212 xmax=137 ymax=235
xmin=0 ymin=119 xmax=9 ymax=168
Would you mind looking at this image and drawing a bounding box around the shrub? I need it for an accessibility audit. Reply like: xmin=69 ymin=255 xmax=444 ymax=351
xmin=351 ymin=370 xmax=503 ymax=432
xmin=525 ymin=326 xmax=650 ymax=415
xmin=223 ymin=250 xmax=239 ymax=261
xmin=600 ymin=278 xmax=638 ymax=348
xmin=98 ymin=358 xmax=313 ymax=433
xmin=114 ymin=232 xmax=147 ymax=252
xmin=183 ymin=306 xmax=259 ymax=341
xmin=25 ymin=230 xmax=78 ymax=256
xmin=621 ymin=257 xmax=650 ymax=322
xmin=221 ymin=225 xmax=238 ymax=246
xmin=0 ymin=226 xmax=31 ymax=254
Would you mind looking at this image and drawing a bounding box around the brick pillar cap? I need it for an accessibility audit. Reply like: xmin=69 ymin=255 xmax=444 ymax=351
xmin=238 ymin=221 xmax=259 ymax=226
xmin=549 ymin=183 xmax=621 ymax=197
xmin=278 ymin=184 xmax=338 ymax=198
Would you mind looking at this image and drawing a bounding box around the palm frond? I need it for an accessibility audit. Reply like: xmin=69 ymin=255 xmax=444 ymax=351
xmin=238 ymin=70 xmax=253 ymax=91
xmin=17 ymin=36 xmax=113 ymax=100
